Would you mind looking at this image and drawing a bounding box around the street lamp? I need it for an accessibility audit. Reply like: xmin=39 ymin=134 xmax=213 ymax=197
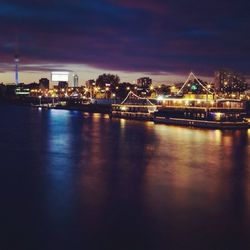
xmin=39 ymin=95 xmax=42 ymax=106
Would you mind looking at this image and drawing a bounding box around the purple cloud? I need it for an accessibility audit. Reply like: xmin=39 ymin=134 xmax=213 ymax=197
xmin=0 ymin=0 xmax=249 ymax=79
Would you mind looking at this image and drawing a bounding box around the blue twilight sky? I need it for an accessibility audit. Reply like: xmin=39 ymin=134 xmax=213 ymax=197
xmin=0 ymin=0 xmax=249 ymax=84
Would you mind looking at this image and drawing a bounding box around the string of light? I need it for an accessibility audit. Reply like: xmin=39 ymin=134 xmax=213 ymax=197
xmin=177 ymin=72 xmax=214 ymax=95
xmin=121 ymin=91 xmax=155 ymax=106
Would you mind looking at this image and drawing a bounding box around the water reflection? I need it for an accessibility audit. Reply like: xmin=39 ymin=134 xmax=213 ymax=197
xmin=142 ymin=125 xmax=250 ymax=249
xmin=42 ymin=111 xmax=250 ymax=249
xmin=1 ymin=105 xmax=250 ymax=250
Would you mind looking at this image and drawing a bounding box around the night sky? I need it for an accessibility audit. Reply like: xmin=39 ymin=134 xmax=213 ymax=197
xmin=0 ymin=0 xmax=250 ymax=83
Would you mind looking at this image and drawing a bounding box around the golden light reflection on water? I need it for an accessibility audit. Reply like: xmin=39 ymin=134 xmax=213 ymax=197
xmin=214 ymin=129 xmax=222 ymax=144
xmin=3 ymin=105 xmax=250 ymax=249
xmin=120 ymin=118 xmax=126 ymax=127
xmin=78 ymin=113 xmax=112 ymax=231
xmin=140 ymin=124 xmax=250 ymax=226
xmin=45 ymin=111 xmax=250 ymax=239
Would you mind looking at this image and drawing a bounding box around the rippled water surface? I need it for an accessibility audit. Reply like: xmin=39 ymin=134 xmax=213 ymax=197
xmin=0 ymin=105 xmax=250 ymax=250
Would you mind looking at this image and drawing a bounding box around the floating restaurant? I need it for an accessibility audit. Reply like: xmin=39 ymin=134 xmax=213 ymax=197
xmin=154 ymin=98 xmax=249 ymax=129
xmin=111 ymin=73 xmax=250 ymax=129
xmin=111 ymin=91 xmax=159 ymax=121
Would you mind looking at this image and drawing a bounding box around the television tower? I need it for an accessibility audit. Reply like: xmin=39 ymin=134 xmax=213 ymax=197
xmin=14 ymin=54 xmax=20 ymax=85
xmin=73 ymin=74 xmax=79 ymax=88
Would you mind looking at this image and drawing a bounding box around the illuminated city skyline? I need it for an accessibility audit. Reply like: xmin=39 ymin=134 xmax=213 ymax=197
xmin=0 ymin=63 xmax=213 ymax=85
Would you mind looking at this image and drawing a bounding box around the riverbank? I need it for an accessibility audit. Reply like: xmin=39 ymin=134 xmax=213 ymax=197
xmin=38 ymin=103 xmax=111 ymax=114
xmin=1 ymin=96 xmax=250 ymax=122
xmin=0 ymin=97 xmax=111 ymax=114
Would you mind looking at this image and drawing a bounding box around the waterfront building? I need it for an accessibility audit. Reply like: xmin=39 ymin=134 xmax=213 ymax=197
xmin=136 ymin=77 xmax=152 ymax=97
xmin=215 ymin=70 xmax=247 ymax=94
xmin=85 ymin=79 xmax=96 ymax=98
xmin=137 ymin=77 xmax=152 ymax=89
xmin=39 ymin=78 xmax=49 ymax=90
xmin=15 ymin=87 xmax=30 ymax=96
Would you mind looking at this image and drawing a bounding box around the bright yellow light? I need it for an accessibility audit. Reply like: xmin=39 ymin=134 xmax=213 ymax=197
xmin=215 ymin=112 xmax=222 ymax=121
xmin=121 ymin=106 xmax=128 ymax=111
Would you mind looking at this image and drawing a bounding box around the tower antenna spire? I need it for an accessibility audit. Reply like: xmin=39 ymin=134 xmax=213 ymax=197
xmin=14 ymin=37 xmax=20 ymax=85
xmin=14 ymin=54 xmax=20 ymax=85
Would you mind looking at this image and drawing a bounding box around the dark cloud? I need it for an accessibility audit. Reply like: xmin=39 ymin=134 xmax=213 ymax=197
xmin=0 ymin=0 xmax=249 ymax=77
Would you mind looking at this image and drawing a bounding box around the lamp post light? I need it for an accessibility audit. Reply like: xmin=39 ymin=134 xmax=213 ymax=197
xmin=105 ymin=87 xmax=110 ymax=99
xmin=39 ymin=95 xmax=42 ymax=106
xmin=206 ymin=84 xmax=211 ymax=105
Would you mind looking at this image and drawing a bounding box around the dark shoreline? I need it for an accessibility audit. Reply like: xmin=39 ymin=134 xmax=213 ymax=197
xmin=1 ymin=97 xmax=250 ymax=121
xmin=0 ymin=98 xmax=111 ymax=114
xmin=39 ymin=103 xmax=111 ymax=114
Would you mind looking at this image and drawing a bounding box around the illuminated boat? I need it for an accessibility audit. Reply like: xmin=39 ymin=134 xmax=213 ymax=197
xmin=153 ymin=98 xmax=250 ymax=129
xmin=111 ymin=91 xmax=159 ymax=121
xmin=111 ymin=104 xmax=159 ymax=120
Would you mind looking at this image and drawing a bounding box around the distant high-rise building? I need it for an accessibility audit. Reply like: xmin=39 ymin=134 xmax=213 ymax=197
xmin=14 ymin=55 xmax=20 ymax=85
xmin=39 ymin=78 xmax=49 ymax=89
xmin=215 ymin=70 xmax=247 ymax=93
xmin=73 ymin=74 xmax=79 ymax=88
xmin=137 ymin=77 xmax=152 ymax=89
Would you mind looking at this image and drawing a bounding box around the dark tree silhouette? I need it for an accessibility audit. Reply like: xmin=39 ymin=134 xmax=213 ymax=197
xmin=116 ymin=82 xmax=133 ymax=99
xmin=96 ymin=74 xmax=120 ymax=89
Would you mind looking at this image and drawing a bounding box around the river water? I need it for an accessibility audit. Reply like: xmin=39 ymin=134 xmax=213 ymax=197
xmin=0 ymin=105 xmax=250 ymax=250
